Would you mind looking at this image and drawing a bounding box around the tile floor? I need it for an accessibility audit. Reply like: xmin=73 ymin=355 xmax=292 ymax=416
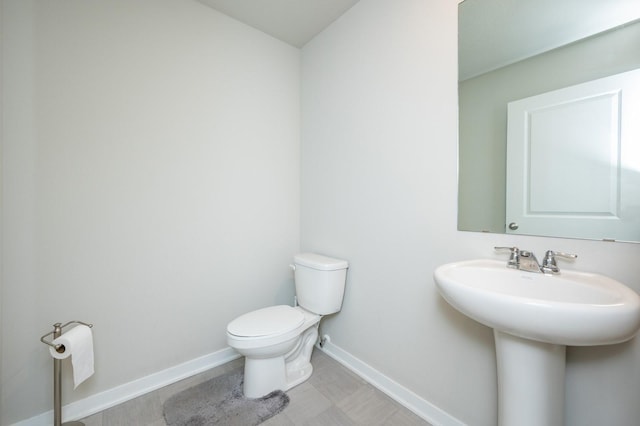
xmin=80 ymin=349 xmax=432 ymax=425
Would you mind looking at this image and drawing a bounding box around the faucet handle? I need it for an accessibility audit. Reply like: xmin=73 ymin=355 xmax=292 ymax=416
xmin=494 ymin=246 xmax=519 ymax=268
xmin=541 ymin=250 xmax=577 ymax=274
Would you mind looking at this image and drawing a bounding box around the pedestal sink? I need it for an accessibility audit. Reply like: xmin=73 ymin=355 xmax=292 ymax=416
xmin=434 ymin=259 xmax=640 ymax=426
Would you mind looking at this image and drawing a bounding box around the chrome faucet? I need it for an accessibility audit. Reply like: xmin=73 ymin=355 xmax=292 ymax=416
xmin=494 ymin=246 xmax=520 ymax=269
xmin=517 ymin=250 xmax=542 ymax=273
xmin=495 ymin=247 xmax=577 ymax=274
xmin=541 ymin=250 xmax=578 ymax=274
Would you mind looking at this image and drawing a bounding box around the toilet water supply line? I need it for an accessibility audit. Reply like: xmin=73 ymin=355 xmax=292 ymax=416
xmin=290 ymin=263 xmax=298 ymax=307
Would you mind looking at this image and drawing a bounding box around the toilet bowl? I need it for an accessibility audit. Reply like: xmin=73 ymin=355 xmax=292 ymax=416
xmin=227 ymin=305 xmax=320 ymax=397
xmin=226 ymin=253 xmax=348 ymax=398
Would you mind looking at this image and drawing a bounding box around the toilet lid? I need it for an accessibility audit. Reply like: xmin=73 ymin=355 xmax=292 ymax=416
xmin=227 ymin=305 xmax=304 ymax=338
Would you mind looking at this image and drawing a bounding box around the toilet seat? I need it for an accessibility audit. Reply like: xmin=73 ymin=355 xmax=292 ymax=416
xmin=228 ymin=305 xmax=305 ymax=338
xmin=227 ymin=305 xmax=320 ymax=352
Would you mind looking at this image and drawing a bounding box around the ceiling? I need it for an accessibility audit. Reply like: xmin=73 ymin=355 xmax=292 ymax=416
xmin=197 ymin=0 xmax=361 ymax=48
xmin=196 ymin=0 xmax=640 ymax=75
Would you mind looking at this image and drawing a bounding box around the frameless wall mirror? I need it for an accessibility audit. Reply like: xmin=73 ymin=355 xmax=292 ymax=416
xmin=457 ymin=0 xmax=640 ymax=242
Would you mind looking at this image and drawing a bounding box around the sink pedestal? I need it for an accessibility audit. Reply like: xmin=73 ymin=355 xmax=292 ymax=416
xmin=494 ymin=331 xmax=566 ymax=426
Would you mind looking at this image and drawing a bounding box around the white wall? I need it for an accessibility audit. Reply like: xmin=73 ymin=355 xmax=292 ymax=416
xmin=1 ymin=0 xmax=300 ymax=424
xmin=301 ymin=0 xmax=640 ymax=425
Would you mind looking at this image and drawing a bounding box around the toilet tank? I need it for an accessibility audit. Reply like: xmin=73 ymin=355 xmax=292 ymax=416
xmin=293 ymin=253 xmax=349 ymax=315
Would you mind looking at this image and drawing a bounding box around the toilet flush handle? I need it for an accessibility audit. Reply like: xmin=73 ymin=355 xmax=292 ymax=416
xmin=289 ymin=264 xmax=296 ymax=271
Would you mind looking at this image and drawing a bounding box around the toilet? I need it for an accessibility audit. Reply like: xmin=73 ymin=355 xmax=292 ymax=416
xmin=226 ymin=253 xmax=349 ymax=398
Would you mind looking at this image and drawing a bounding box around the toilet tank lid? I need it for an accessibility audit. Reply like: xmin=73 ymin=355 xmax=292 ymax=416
xmin=294 ymin=253 xmax=348 ymax=271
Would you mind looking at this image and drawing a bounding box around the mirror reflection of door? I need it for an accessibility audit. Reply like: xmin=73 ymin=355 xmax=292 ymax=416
xmin=506 ymin=68 xmax=640 ymax=241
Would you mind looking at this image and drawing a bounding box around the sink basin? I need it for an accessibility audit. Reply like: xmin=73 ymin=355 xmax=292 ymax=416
xmin=434 ymin=259 xmax=640 ymax=346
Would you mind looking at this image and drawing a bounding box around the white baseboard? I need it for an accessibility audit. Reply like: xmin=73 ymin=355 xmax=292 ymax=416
xmin=14 ymin=342 xmax=463 ymax=426
xmin=12 ymin=347 xmax=240 ymax=426
xmin=318 ymin=339 xmax=466 ymax=426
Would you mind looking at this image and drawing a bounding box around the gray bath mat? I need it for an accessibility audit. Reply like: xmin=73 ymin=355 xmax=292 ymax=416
xmin=163 ymin=369 xmax=289 ymax=426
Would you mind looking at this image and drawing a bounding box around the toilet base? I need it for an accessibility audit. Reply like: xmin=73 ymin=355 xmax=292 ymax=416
xmin=242 ymin=323 xmax=319 ymax=398
xmin=243 ymin=356 xmax=288 ymax=398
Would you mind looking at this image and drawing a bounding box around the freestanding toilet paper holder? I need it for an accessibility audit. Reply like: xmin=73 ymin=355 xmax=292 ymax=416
xmin=40 ymin=321 xmax=93 ymax=426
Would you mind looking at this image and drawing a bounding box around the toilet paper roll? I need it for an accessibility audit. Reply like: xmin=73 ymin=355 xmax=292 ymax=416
xmin=49 ymin=324 xmax=95 ymax=388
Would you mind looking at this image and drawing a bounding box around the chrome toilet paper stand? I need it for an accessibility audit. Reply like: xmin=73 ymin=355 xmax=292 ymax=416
xmin=40 ymin=321 xmax=93 ymax=426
